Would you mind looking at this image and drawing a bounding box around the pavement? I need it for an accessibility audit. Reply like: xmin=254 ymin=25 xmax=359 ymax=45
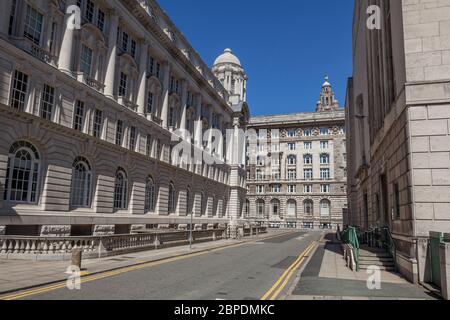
xmin=0 ymin=230 xmax=322 ymax=300
xmin=287 ymin=233 xmax=441 ymax=300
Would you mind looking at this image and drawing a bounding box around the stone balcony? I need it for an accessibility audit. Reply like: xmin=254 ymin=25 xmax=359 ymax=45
xmin=118 ymin=96 xmax=139 ymax=112
xmin=76 ymin=72 xmax=105 ymax=93
xmin=13 ymin=38 xmax=58 ymax=68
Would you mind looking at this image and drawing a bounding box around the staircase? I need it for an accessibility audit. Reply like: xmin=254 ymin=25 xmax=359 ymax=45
xmin=358 ymin=246 xmax=396 ymax=271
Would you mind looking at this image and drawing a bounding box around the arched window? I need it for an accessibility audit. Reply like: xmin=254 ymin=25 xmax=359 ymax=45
xmin=70 ymin=157 xmax=92 ymax=208
xmin=256 ymin=199 xmax=265 ymax=216
xmin=304 ymin=200 xmax=314 ymax=216
xmin=287 ymin=155 xmax=297 ymax=165
xmin=320 ymin=153 xmax=330 ymax=164
xmin=4 ymin=141 xmax=40 ymax=203
xmin=200 ymin=191 xmax=205 ymax=216
xmin=144 ymin=176 xmax=156 ymax=213
xmin=304 ymin=154 xmax=313 ymax=165
xmin=168 ymin=182 xmax=176 ymax=213
xmin=287 ymin=200 xmax=297 ymax=216
xmin=320 ymin=199 xmax=331 ymax=216
xmin=186 ymin=186 xmax=191 ymax=215
xmin=113 ymin=168 xmax=128 ymax=210
xmin=271 ymin=199 xmax=280 ymax=216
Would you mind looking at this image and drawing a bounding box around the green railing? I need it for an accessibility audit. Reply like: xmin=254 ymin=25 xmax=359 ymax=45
xmin=342 ymin=226 xmax=360 ymax=271
xmin=381 ymin=227 xmax=397 ymax=272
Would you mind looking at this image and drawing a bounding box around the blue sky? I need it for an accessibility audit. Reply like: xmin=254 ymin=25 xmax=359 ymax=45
xmin=158 ymin=0 xmax=354 ymax=116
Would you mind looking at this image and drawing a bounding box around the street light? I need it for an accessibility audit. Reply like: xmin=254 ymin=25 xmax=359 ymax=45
xmin=189 ymin=209 xmax=193 ymax=250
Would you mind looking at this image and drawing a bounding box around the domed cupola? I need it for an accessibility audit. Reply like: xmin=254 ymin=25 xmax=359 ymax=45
xmin=212 ymin=48 xmax=248 ymax=104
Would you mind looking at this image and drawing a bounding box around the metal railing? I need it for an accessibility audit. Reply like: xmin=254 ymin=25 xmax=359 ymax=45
xmin=342 ymin=226 xmax=360 ymax=271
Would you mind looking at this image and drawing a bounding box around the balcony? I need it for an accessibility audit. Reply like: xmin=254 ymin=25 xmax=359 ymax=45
xmin=76 ymin=73 xmax=105 ymax=93
xmin=118 ymin=96 xmax=139 ymax=112
xmin=14 ymin=38 xmax=58 ymax=67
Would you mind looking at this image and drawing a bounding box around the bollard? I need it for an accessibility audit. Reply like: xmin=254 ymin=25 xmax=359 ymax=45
xmin=71 ymin=248 xmax=82 ymax=269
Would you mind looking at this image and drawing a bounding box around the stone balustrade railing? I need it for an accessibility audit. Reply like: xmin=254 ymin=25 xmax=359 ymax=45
xmin=0 ymin=229 xmax=230 ymax=261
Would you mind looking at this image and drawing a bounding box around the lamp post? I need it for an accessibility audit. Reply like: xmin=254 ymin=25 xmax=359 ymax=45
xmin=189 ymin=210 xmax=193 ymax=250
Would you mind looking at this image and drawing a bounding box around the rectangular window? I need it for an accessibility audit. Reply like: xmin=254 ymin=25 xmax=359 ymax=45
xmin=320 ymin=128 xmax=329 ymax=136
xmin=115 ymin=120 xmax=123 ymax=146
xmin=40 ymin=84 xmax=55 ymax=120
xmin=97 ymin=9 xmax=105 ymax=32
xmin=321 ymin=184 xmax=330 ymax=193
xmin=129 ymin=126 xmax=137 ymax=151
xmin=149 ymin=57 xmax=155 ymax=75
xmin=287 ymin=170 xmax=297 ymax=181
xmin=304 ymin=185 xmax=313 ymax=193
xmin=304 ymin=169 xmax=313 ymax=180
xmin=122 ymin=32 xmax=129 ymax=52
xmin=288 ymin=130 xmax=296 ymax=138
xmin=147 ymin=92 xmax=154 ymax=113
xmin=271 ymin=130 xmax=280 ymax=139
xmin=93 ymin=109 xmax=103 ymax=138
xmin=288 ymin=143 xmax=296 ymax=151
xmin=119 ymin=73 xmax=127 ymax=97
xmin=272 ymin=185 xmax=281 ymax=193
xmin=320 ymin=169 xmax=330 ymax=180
xmin=304 ymin=129 xmax=312 ymax=137
xmin=156 ymin=63 xmax=161 ymax=79
xmin=288 ymin=185 xmax=296 ymax=193
xmin=304 ymin=142 xmax=312 ymax=150
xmin=10 ymin=70 xmax=28 ymax=111
xmin=320 ymin=141 xmax=329 ymax=149
xmin=8 ymin=0 xmax=17 ymax=36
xmin=131 ymin=39 xmax=136 ymax=58
xmin=85 ymin=0 xmax=94 ymax=23
xmin=256 ymin=186 xmax=264 ymax=194
xmin=73 ymin=100 xmax=85 ymax=131
xmin=146 ymin=134 xmax=152 ymax=156
xmin=80 ymin=44 xmax=93 ymax=76
xmin=24 ymin=5 xmax=43 ymax=45
xmin=49 ymin=22 xmax=56 ymax=52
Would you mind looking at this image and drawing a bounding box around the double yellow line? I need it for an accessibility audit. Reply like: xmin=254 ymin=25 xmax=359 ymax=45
xmin=261 ymin=241 xmax=316 ymax=301
xmin=1 ymin=231 xmax=295 ymax=301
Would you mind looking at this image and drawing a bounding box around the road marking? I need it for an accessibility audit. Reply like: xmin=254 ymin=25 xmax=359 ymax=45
xmin=0 ymin=231 xmax=297 ymax=300
xmin=260 ymin=242 xmax=316 ymax=301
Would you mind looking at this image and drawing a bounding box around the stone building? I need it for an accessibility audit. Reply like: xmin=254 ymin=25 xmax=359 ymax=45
xmin=246 ymin=79 xmax=347 ymax=230
xmin=346 ymin=0 xmax=450 ymax=283
xmin=0 ymin=0 xmax=249 ymax=236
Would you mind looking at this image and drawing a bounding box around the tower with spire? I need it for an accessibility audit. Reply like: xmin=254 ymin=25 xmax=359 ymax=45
xmin=316 ymin=75 xmax=340 ymax=112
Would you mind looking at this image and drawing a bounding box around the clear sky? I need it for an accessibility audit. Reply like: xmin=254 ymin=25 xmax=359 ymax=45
xmin=158 ymin=0 xmax=354 ymax=116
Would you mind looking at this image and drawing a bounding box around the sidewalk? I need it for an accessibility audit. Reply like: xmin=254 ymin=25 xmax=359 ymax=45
xmin=0 ymin=231 xmax=279 ymax=295
xmin=287 ymin=233 xmax=440 ymax=300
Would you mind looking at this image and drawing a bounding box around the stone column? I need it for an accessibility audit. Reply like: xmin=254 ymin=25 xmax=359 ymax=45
xmin=218 ymin=117 xmax=224 ymax=159
xmin=44 ymin=7 xmax=55 ymax=51
xmin=440 ymin=242 xmax=450 ymax=300
xmin=194 ymin=94 xmax=203 ymax=148
xmin=180 ymin=79 xmax=188 ymax=138
xmin=58 ymin=0 xmax=78 ymax=74
xmin=160 ymin=61 xmax=171 ymax=129
xmin=207 ymin=106 xmax=214 ymax=152
xmin=137 ymin=41 xmax=149 ymax=115
xmin=104 ymin=12 xmax=119 ymax=98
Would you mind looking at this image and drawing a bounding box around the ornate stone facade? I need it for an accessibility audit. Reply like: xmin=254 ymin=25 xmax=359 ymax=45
xmin=246 ymin=79 xmax=347 ymax=230
xmin=0 ymin=0 xmax=249 ymax=236
xmin=346 ymin=0 xmax=450 ymax=284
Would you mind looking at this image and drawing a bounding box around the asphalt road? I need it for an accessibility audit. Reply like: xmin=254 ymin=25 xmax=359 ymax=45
xmin=19 ymin=231 xmax=322 ymax=300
